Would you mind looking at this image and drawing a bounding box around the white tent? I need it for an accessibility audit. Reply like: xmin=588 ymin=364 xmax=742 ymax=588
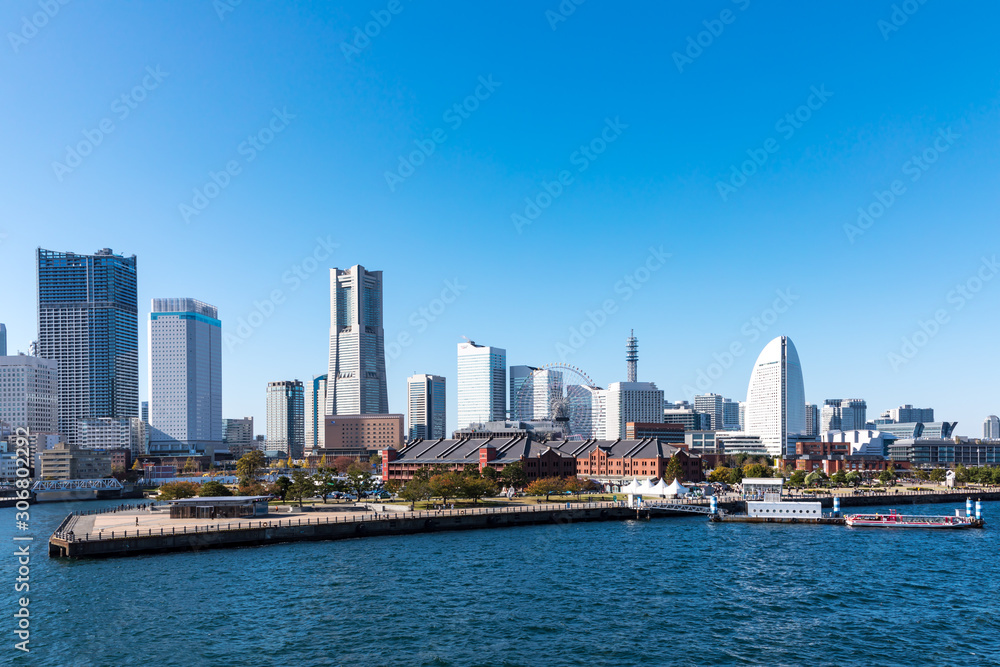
xmin=664 ymin=479 xmax=689 ymax=497
xmin=621 ymin=479 xmax=642 ymax=494
xmin=648 ymin=478 xmax=671 ymax=497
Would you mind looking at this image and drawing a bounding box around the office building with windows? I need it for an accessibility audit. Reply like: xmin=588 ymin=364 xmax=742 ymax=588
xmin=985 ymin=415 xmax=1000 ymax=440
xmin=820 ymin=399 xmax=867 ymax=433
xmin=604 ymin=382 xmax=664 ymax=440
xmin=0 ymin=355 xmax=58 ymax=435
xmin=805 ymin=403 xmax=819 ymax=437
xmin=148 ymin=298 xmax=222 ymax=458
xmin=694 ymin=394 xmax=724 ymax=431
xmin=223 ymin=417 xmax=255 ymax=457
xmin=266 ymin=380 xmax=304 ymax=458
xmin=744 ymin=336 xmax=806 ymax=457
xmin=407 ymin=374 xmax=446 ymax=440
xmin=508 ymin=365 xmax=538 ymax=420
xmin=305 ymin=374 xmax=328 ymax=450
xmin=326 ymin=266 xmax=388 ymax=416
xmin=457 ymin=341 xmax=506 ymax=429
xmin=37 ymin=248 xmax=138 ymax=443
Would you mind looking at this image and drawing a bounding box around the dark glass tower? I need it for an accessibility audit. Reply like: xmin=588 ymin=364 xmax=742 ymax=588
xmin=37 ymin=248 xmax=138 ymax=443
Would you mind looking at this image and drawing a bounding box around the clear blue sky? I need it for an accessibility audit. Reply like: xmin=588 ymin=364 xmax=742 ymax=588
xmin=2 ymin=1 xmax=999 ymax=436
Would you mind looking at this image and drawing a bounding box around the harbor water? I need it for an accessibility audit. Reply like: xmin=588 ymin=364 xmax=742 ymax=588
xmin=6 ymin=498 xmax=1000 ymax=666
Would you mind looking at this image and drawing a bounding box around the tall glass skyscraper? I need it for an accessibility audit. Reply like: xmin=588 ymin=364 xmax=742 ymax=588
xmin=148 ymin=298 xmax=222 ymax=457
xmin=0 ymin=323 xmax=6 ymax=356
xmin=266 ymin=380 xmax=304 ymax=458
xmin=744 ymin=336 xmax=806 ymax=457
xmin=37 ymin=248 xmax=138 ymax=443
xmin=457 ymin=341 xmax=506 ymax=428
xmin=304 ymin=374 xmax=328 ymax=451
xmin=326 ymin=266 xmax=388 ymax=416
xmin=508 ymin=365 xmax=537 ymax=420
xmin=407 ymin=374 xmax=446 ymax=440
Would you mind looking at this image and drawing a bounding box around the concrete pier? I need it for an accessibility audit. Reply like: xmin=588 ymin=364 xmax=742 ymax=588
xmin=48 ymin=500 xmax=726 ymax=558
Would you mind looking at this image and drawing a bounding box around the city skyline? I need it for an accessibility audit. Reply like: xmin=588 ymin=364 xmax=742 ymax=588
xmin=3 ymin=3 xmax=999 ymax=438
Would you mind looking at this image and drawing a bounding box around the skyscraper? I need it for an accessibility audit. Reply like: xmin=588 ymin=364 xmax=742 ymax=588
xmin=878 ymin=404 xmax=934 ymax=424
xmin=821 ymin=399 xmax=867 ymax=433
xmin=805 ymin=403 xmax=819 ymax=437
xmin=457 ymin=341 xmax=506 ymax=428
xmin=37 ymin=248 xmax=138 ymax=443
xmin=722 ymin=398 xmax=741 ymax=431
xmin=744 ymin=336 xmax=806 ymax=457
xmin=604 ymin=381 xmax=664 ymax=439
xmin=985 ymin=415 xmax=1000 ymax=440
xmin=148 ymin=298 xmax=222 ymax=457
xmin=508 ymin=365 xmax=537 ymax=420
xmin=223 ymin=417 xmax=255 ymax=457
xmin=325 ymin=265 xmax=388 ymax=416
xmin=304 ymin=374 xmax=328 ymax=451
xmin=0 ymin=323 xmax=6 ymax=356
xmin=266 ymin=380 xmax=304 ymax=458
xmin=694 ymin=394 xmax=724 ymax=430
xmin=407 ymin=374 xmax=446 ymax=440
xmin=0 ymin=355 xmax=58 ymax=434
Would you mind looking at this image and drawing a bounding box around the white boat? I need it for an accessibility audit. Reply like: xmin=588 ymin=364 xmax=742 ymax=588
xmin=844 ymin=509 xmax=981 ymax=529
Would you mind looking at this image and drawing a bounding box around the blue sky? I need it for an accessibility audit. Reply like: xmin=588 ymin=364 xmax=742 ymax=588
xmin=2 ymin=1 xmax=999 ymax=436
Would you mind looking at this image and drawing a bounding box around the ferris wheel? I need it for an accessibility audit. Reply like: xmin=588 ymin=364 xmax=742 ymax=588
xmin=513 ymin=363 xmax=598 ymax=439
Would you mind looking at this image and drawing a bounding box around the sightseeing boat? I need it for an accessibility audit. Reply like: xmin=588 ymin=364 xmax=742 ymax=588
xmin=844 ymin=509 xmax=983 ymax=529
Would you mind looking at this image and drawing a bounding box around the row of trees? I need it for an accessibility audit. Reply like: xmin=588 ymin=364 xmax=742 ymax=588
xmin=707 ymin=462 xmax=776 ymax=485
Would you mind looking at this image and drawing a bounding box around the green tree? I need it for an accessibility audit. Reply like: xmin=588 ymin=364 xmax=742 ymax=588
xmin=525 ymin=477 xmax=566 ymax=502
xmin=428 ymin=472 xmax=463 ymax=505
xmin=914 ymin=469 xmax=930 ymax=481
xmin=460 ymin=476 xmax=496 ymax=504
xmin=158 ymin=481 xmax=200 ymax=500
xmin=198 ymin=480 xmax=233 ymax=497
xmin=708 ymin=466 xmax=732 ymax=484
xmin=830 ymin=471 xmax=848 ymax=487
xmin=399 ymin=479 xmax=431 ymax=510
xmin=789 ymin=470 xmax=807 ymax=487
xmin=727 ymin=467 xmax=744 ymax=485
xmin=236 ymin=450 xmax=267 ymax=485
xmin=929 ymin=468 xmax=947 ymax=482
xmin=879 ymin=468 xmax=896 ymax=485
xmin=183 ymin=457 xmax=197 ymax=473
xmin=954 ymin=464 xmax=970 ymax=483
xmin=499 ymin=461 xmax=528 ymax=489
xmin=461 ymin=463 xmax=480 ymax=478
xmin=344 ymin=462 xmax=375 ymax=500
xmin=272 ymin=476 xmax=292 ymax=501
xmin=481 ymin=466 xmax=499 ymax=483
xmin=664 ymin=455 xmax=684 ymax=483
xmin=845 ymin=471 xmax=862 ymax=486
xmin=742 ymin=463 xmax=772 ymax=479
xmin=805 ymin=470 xmax=828 ymax=487
xmin=312 ymin=468 xmax=339 ymax=503
xmin=384 ymin=479 xmax=403 ymax=496
xmin=287 ymin=470 xmax=314 ymax=508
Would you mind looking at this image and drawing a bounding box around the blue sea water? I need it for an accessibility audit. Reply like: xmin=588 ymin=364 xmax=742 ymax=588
xmin=3 ymin=499 xmax=1000 ymax=666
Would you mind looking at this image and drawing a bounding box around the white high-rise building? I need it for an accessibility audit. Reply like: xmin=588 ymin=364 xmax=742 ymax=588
xmin=407 ymin=374 xmax=446 ymax=440
xmin=738 ymin=401 xmax=747 ymax=431
xmin=694 ymin=394 xmax=724 ymax=430
xmin=985 ymin=415 xmax=1000 ymax=440
xmin=603 ymin=381 xmax=664 ymax=439
xmin=567 ymin=385 xmax=603 ymax=439
xmin=457 ymin=342 xmax=506 ymax=429
xmin=508 ymin=365 xmax=537 ymax=420
xmin=75 ymin=417 xmax=145 ymax=455
xmin=821 ymin=399 xmax=867 ymax=433
xmin=267 ymin=380 xmax=304 ymax=458
xmin=744 ymin=336 xmax=806 ymax=457
xmin=516 ymin=368 xmax=563 ymax=421
xmin=0 ymin=355 xmax=58 ymax=435
xmin=805 ymin=403 xmax=819 ymax=437
xmin=148 ymin=298 xmax=222 ymax=457
xmin=304 ymin=375 xmax=328 ymax=451
xmin=722 ymin=398 xmax=741 ymax=431
xmin=325 ymin=266 xmax=388 ymax=416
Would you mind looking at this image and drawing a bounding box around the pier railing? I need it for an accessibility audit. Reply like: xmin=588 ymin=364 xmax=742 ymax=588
xmin=51 ymin=498 xmax=715 ymax=543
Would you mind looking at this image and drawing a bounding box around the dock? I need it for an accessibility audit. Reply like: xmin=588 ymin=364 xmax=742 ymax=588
xmin=48 ymin=499 xmax=725 ymax=558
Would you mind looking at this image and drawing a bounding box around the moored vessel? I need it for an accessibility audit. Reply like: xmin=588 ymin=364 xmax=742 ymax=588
xmin=844 ymin=509 xmax=984 ymax=529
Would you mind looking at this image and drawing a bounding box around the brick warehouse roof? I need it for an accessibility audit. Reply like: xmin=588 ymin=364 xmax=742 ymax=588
xmin=390 ymin=437 xmax=694 ymax=463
